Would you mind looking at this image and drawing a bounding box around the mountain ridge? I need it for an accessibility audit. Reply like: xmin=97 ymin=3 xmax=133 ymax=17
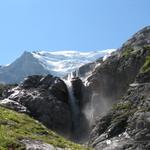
xmin=87 ymin=26 xmax=150 ymax=149
xmin=0 ymin=49 xmax=115 ymax=84
xmin=0 ymin=26 xmax=150 ymax=149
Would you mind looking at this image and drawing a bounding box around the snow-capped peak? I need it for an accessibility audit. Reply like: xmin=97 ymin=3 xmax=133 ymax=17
xmin=0 ymin=49 xmax=116 ymax=84
xmin=32 ymin=49 xmax=115 ymax=77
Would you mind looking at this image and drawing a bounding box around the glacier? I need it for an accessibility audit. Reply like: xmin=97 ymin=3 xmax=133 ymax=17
xmin=31 ymin=50 xmax=115 ymax=76
xmin=0 ymin=49 xmax=115 ymax=84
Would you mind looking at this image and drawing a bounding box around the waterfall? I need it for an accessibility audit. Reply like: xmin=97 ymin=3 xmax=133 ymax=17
xmin=63 ymin=71 xmax=81 ymax=140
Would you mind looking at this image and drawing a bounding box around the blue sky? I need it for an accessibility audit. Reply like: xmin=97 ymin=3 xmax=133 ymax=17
xmin=0 ymin=0 xmax=150 ymax=65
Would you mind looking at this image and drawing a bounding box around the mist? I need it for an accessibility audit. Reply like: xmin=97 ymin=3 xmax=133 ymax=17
xmin=83 ymin=92 xmax=113 ymax=128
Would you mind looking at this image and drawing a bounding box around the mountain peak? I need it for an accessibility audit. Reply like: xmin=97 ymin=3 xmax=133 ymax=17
xmin=139 ymin=25 xmax=150 ymax=32
xmin=0 ymin=49 xmax=115 ymax=84
xmin=31 ymin=49 xmax=115 ymax=76
xmin=122 ymin=26 xmax=150 ymax=49
xmin=22 ymin=50 xmax=32 ymax=55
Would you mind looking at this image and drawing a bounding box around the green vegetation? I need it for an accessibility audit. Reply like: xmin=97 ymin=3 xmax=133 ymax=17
xmin=139 ymin=45 xmax=150 ymax=73
xmin=141 ymin=54 xmax=150 ymax=73
xmin=0 ymin=106 xmax=90 ymax=150
xmin=112 ymin=101 xmax=132 ymax=111
xmin=112 ymin=101 xmax=136 ymax=124
xmin=122 ymin=47 xmax=134 ymax=58
xmin=143 ymin=45 xmax=150 ymax=51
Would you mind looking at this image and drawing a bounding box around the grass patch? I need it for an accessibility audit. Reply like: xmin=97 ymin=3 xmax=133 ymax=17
xmin=122 ymin=47 xmax=134 ymax=58
xmin=143 ymin=45 xmax=150 ymax=51
xmin=112 ymin=101 xmax=137 ymax=124
xmin=0 ymin=106 xmax=90 ymax=150
xmin=112 ymin=101 xmax=132 ymax=111
xmin=140 ymin=54 xmax=150 ymax=73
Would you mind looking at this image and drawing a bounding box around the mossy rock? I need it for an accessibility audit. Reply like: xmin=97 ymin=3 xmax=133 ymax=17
xmin=112 ymin=101 xmax=137 ymax=124
xmin=0 ymin=106 xmax=90 ymax=150
xmin=140 ymin=54 xmax=150 ymax=73
xmin=122 ymin=47 xmax=134 ymax=58
xmin=112 ymin=101 xmax=133 ymax=111
xmin=143 ymin=45 xmax=150 ymax=51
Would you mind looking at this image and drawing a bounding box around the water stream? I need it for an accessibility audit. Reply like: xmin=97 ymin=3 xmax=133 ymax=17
xmin=63 ymin=72 xmax=81 ymax=140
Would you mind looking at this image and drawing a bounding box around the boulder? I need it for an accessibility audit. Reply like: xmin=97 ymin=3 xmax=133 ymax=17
xmin=0 ymin=98 xmax=28 ymax=113
xmin=21 ymin=139 xmax=64 ymax=150
xmin=21 ymin=75 xmax=43 ymax=88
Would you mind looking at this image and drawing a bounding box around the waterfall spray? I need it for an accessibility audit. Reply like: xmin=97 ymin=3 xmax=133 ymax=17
xmin=63 ymin=71 xmax=81 ymax=140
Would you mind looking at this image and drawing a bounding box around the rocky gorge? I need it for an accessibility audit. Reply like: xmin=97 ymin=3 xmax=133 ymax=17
xmin=0 ymin=26 xmax=150 ymax=149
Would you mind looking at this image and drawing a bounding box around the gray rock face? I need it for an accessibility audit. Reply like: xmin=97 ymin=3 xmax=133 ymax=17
xmin=136 ymin=71 xmax=150 ymax=83
xmin=88 ymin=26 xmax=150 ymax=149
xmin=0 ymin=98 xmax=28 ymax=113
xmin=78 ymin=62 xmax=97 ymax=78
xmin=122 ymin=26 xmax=150 ymax=48
xmin=21 ymin=139 xmax=64 ymax=150
xmin=89 ymin=82 xmax=150 ymax=150
xmin=0 ymin=75 xmax=71 ymax=137
xmin=0 ymin=84 xmax=17 ymax=99
xmin=86 ymin=26 xmax=150 ymax=118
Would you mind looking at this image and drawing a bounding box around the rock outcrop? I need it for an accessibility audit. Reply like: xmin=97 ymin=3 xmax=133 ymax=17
xmin=21 ymin=139 xmax=64 ymax=150
xmin=88 ymin=26 xmax=150 ymax=149
xmin=0 ymin=74 xmax=71 ymax=137
xmin=89 ymin=78 xmax=150 ymax=149
xmin=86 ymin=26 xmax=150 ymax=118
xmin=0 ymin=74 xmax=90 ymax=142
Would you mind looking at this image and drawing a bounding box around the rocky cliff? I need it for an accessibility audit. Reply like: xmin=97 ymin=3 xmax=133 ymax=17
xmin=0 ymin=73 xmax=90 ymax=143
xmin=88 ymin=26 xmax=150 ymax=149
xmin=0 ymin=74 xmax=72 ymax=137
xmin=86 ymin=26 xmax=150 ymax=117
xmin=0 ymin=26 xmax=150 ymax=150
